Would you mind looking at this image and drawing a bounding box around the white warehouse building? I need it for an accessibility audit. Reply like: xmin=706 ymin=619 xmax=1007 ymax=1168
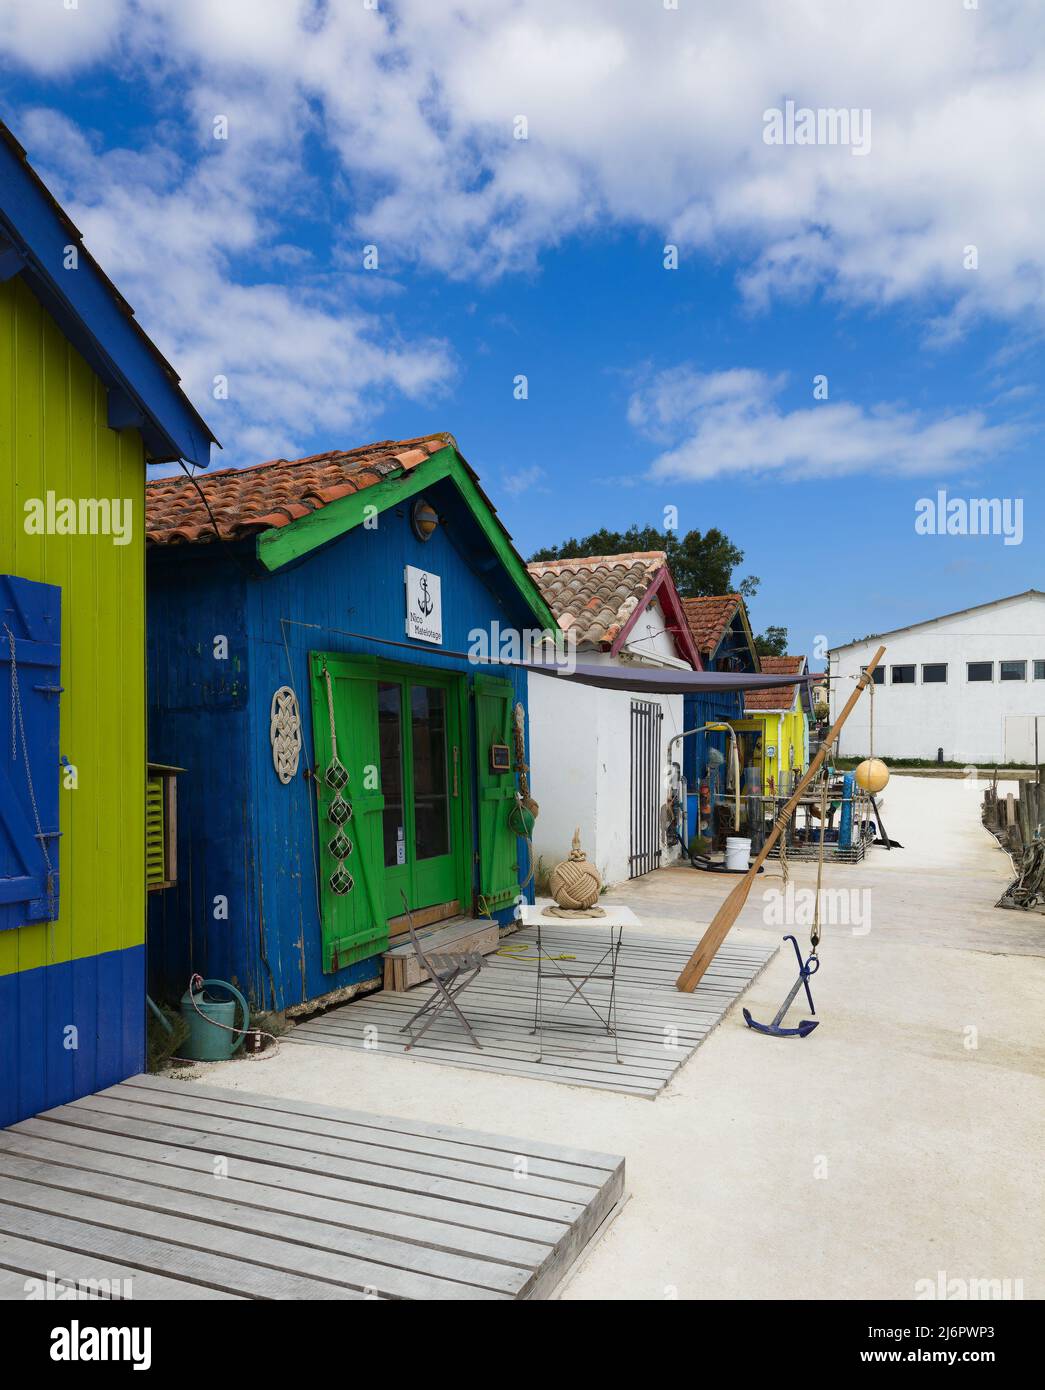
xmin=829 ymin=590 xmax=1045 ymax=766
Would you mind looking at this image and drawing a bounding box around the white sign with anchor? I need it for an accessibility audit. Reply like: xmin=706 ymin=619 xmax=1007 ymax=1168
xmin=404 ymin=565 xmax=442 ymax=644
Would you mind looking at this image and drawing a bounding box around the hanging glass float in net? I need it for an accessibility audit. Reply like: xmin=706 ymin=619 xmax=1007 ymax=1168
xmin=327 ymin=830 xmax=353 ymax=860
xmin=321 ymin=666 xmax=354 ymax=891
xmin=329 ymin=863 xmax=355 ymax=895
xmin=324 ymin=757 xmax=349 ymax=792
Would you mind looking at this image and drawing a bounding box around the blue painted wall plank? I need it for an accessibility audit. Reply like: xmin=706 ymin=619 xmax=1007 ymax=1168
xmin=117 ymin=944 xmax=145 ymax=1089
xmin=48 ymin=952 xmax=79 ymax=1109
xmin=0 ymin=944 xmax=145 ymax=1128
xmin=71 ymin=951 xmax=99 ymax=1103
xmin=14 ymin=965 xmax=46 ymax=1123
xmin=146 ymin=554 xmax=257 ymax=1003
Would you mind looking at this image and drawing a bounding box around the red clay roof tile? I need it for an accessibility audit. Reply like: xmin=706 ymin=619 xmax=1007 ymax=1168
xmin=145 ymin=433 xmax=452 ymax=546
xmin=680 ymin=594 xmax=745 ymax=657
xmin=744 ymin=654 xmax=807 ymax=711
xmin=527 ymin=552 xmax=665 ymax=649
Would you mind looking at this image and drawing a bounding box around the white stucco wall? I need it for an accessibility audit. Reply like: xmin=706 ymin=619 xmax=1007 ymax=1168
xmin=527 ymin=673 xmax=600 ymax=881
xmin=527 ymin=595 xmax=688 ymax=887
xmin=829 ymin=592 xmax=1045 ymax=764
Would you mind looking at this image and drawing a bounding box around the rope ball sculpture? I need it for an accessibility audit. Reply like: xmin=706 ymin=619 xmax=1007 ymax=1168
xmin=549 ymin=827 xmax=602 ymax=910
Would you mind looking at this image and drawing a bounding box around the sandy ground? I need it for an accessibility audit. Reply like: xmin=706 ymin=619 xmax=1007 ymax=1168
xmin=181 ymin=776 xmax=1045 ymax=1300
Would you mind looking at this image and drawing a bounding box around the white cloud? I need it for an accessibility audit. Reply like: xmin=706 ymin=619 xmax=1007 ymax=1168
xmin=501 ymin=465 xmax=547 ymax=497
xmin=5 ymin=0 xmax=1045 ymax=364
xmin=16 ymin=106 xmax=455 ymax=465
xmin=0 ymin=0 xmax=125 ymax=76
xmin=628 ymin=367 xmax=1017 ymax=483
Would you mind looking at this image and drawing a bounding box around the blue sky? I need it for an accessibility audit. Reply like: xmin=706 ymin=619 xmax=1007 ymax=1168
xmin=1 ymin=0 xmax=1041 ymax=663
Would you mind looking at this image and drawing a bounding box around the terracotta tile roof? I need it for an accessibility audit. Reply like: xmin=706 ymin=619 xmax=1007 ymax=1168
xmin=745 ymin=654 xmax=807 ymax=711
xmin=680 ymin=594 xmax=745 ymax=657
xmin=527 ymin=552 xmax=665 ymax=650
xmin=146 ymin=433 xmax=453 ymax=545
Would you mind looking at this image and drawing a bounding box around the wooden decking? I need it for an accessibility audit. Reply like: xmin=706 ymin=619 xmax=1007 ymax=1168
xmin=290 ymin=923 xmax=777 ymax=1098
xmin=0 ymin=1074 xmax=624 ymax=1300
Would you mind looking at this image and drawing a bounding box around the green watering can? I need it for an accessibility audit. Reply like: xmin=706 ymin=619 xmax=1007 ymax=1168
xmin=179 ymin=976 xmax=250 ymax=1062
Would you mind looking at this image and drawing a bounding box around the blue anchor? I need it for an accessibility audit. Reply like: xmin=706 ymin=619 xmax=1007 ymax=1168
xmin=743 ymin=934 xmax=820 ymax=1038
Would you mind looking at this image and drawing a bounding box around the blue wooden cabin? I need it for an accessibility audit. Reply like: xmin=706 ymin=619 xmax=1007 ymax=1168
xmin=678 ymin=594 xmax=760 ymax=841
xmin=145 ymin=434 xmax=556 ymax=1013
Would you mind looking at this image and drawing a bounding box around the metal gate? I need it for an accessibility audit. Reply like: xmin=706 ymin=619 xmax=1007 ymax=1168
xmin=629 ymin=699 xmax=663 ymax=879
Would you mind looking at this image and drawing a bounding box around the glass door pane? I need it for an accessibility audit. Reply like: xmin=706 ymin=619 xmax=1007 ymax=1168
xmin=410 ymin=685 xmax=450 ymax=860
xmin=377 ymin=682 xmax=405 ymax=868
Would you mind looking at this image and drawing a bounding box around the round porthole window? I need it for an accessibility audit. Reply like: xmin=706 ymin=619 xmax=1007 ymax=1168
xmin=410 ymin=497 xmax=439 ymax=542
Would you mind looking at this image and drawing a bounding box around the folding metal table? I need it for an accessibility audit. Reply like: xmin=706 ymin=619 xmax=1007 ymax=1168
xmin=517 ymin=904 xmax=641 ymax=1064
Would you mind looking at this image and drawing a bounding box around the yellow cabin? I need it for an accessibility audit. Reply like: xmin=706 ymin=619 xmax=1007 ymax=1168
xmin=730 ymin=655 xmax=810 ymax=797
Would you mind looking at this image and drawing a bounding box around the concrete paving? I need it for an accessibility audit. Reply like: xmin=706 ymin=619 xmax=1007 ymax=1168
xmin=180 ymin=776 xmax=1045 ymax=1299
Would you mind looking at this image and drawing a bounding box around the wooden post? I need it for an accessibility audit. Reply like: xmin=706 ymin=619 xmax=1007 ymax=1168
xmin=1017 ymin=787 xmax=1031 ymax=847
xmin=676 ymin=645 xmax=886 ymax=993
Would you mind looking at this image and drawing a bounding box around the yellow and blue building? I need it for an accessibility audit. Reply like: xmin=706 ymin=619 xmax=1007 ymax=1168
xmin=0 ymin=122 xmax=214 ymax=1125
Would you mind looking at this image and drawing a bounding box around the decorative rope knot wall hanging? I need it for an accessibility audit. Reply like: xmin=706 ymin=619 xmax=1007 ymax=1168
xmin=269 ymin=685 xmax=302 ymax=784
xmin=321 ymin=665 xmax=354 ymax=895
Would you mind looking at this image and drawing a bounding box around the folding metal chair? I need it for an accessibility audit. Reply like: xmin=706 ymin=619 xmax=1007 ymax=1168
xmin=397 ymin=892 xmax=485 ymax=1051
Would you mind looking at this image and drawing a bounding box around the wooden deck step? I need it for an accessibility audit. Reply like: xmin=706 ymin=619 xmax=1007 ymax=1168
xmin=383 ymin=917 xmax=500 ymax=991
xmin=0 ymin=1075 xmax=624 ymax=1301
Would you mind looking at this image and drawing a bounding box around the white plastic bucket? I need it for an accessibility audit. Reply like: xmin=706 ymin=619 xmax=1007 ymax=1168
xmin=725 ymin=836 xmax=752 ymax=871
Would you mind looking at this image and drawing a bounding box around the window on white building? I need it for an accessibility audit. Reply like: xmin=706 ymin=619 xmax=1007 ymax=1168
xmin=1035 ymin=660 xmax=1045 ymax=680
xmin=967 ymin=662 xmax=993 ymax=682
xmin=1000 ymin=660 xmax=1027 ymax=681
xmin=891 ymin=664 xmax=916 ymax=684
xmin=922 ymin=663 xmax=947 ymax=683
xmin=862 ymin=664 xmax=885 ymax=685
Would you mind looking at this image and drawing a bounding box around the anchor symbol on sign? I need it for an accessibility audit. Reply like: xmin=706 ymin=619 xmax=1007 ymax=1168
xmin=417 ymin=574 xmax=434 ymax=618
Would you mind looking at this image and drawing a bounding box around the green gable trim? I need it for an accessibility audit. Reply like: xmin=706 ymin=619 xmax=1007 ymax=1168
xmin=255 ymin=446 xmax=558 ymax=632
xmin=256 ymin=446 xmax=453 ymax=570
xmin=448 ymin=454 xmax=558 ymax=633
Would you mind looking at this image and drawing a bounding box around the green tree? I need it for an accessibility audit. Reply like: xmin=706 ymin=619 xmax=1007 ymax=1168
xmin=753 ymin=625 xmax=789 ymax=657
xmin=530 ymin=524 xmax=760 ymax=599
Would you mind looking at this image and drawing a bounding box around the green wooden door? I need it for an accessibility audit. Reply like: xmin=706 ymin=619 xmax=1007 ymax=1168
xmin=404 ymin=678 xmax=459 ymax=912
xmin=474 ymin=675 xmax=520 ymax=914
xmin=311 ymin=654 xmax=470 ymax=970
xmin=309 ymin=654 xmax=388 ymax=972
xmin=376 ymin=671 xmax=463 ymax=921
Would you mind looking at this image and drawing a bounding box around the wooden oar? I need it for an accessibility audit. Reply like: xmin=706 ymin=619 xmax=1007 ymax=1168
xmin=675 ymin=644 xmax=886 ymax=992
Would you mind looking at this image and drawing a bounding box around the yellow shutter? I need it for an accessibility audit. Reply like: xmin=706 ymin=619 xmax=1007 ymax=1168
xmin=145 ymin=774 xmax=166 ymax=887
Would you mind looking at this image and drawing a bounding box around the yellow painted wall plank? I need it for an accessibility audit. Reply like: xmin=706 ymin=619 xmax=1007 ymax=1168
xmin=0 ymin=276 xmax=145 ymax=976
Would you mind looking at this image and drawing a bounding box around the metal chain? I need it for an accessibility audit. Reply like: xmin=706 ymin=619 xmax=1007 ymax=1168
xmin=3 ymin=623 xmax=56 ymax=926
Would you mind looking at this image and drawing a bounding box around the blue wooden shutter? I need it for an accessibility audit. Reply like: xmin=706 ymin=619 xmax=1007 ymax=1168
xmin=0 ymin=574 xmax=62 ymax=931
